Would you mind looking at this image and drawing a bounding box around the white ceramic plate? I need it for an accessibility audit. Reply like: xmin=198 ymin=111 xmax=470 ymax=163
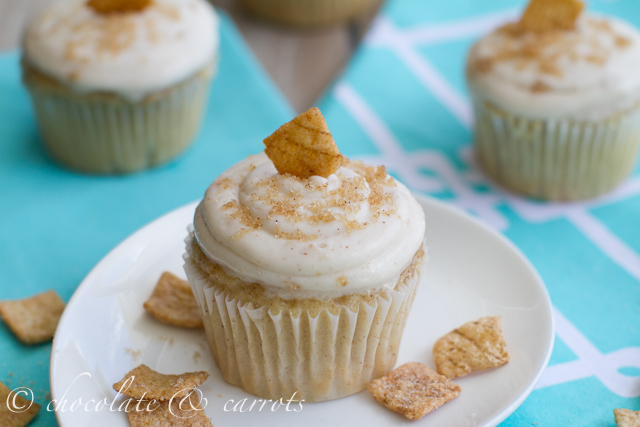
xmin=50 ymin=195 xmax=554 ymax=427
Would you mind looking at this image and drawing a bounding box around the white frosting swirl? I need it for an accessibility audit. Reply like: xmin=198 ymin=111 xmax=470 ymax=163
xmin=24 ymin=0 xmax=218 ymax=101
xmin=467 ymin=15 xmax=640 ymax=120
xmin=194 ymin=153 xmax=425 ymax=299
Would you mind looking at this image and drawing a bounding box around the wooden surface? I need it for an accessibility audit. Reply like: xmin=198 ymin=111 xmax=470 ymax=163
xmin=0 ymin=0 xmax=382 ymax=112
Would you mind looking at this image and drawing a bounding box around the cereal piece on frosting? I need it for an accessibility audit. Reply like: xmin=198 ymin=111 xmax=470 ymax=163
xmin=0 ymin=290 xmax=65 ymax=344
xmin=433 ymin=316 xmax=509 ymax=379
xmin=87 ymin=0 xmax=152 ymax=14
xmin=519 ymin=0 xmax=584 ymax=33
xmin=113 ymin=364 xmax=209 ymax=401
xmin=143 ymin=272 xmax=204 ymax=329
xmin=263 ymin=107 xmax=343 ymax=179
xmin=0 ymin=380 xmax=41 ymax=427
xmin=368 ymin=362 xmax=460 ymax=420
xmin=127 ymin=392 xmax=213 ymax=427
xmin=614 ymin=408 xmax=640 ymax=427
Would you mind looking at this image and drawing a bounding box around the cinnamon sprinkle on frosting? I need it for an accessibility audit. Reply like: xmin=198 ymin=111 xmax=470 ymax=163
xmin=62 ymin=13 xmax=138 ymax=61
xmin=531 ymin=81 xmax=551 ymax=92
xmin=222 ymin=200 xmax=262 ymax=230
xmin=274 ymin=226 xmax=318 ymax=241
xmin=615 ymin=35 xmax=632 ymax=48
xmin=240 ymin=159 xmax=397 ymax=238
xmin=469 ymin=17 xmax=634 ymax=84
xmin=196 ymin=152 xmax=426 ymax=297
xmin=216 ymin=177 xmax=235 ymax=191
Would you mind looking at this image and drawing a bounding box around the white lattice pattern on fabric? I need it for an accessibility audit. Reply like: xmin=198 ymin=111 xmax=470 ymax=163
xmin=330 ymin=10 xmax=640 ymax=398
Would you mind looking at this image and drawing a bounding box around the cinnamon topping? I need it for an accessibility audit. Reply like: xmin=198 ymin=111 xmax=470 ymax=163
xmin=274 ymin=227 xmax=318 ymax=242
xmin=531 ymin=81 xmax=551 ymax=92
xmin=213 ymin=155 xmax=398 ymax=242
xmin=216 ymin=177 xmax=235 ymax=191
xmin=88 ymin=0 xmax=152 ymax=14
xmin=63 ymin=14 xmax=138 ymax=60
xmin=222 ymin=200 xmax=262 ymax=230
xmin=470 ymin=17 xmax=633 ymax=83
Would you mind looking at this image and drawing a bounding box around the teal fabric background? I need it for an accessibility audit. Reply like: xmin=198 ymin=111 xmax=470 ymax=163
xmin=2 ymin=1 xmax=640 ymax=426
xmin=0 ymin=14 xmax=293 ymax=427
xmin=317 ymin=0 xmax=640 ymax=425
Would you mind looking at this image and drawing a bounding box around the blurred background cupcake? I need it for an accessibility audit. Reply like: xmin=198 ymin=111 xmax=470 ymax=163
xmin=467 ymin=0 xmax=640 ymax=201
xmin=22 ymin=0 xmax=219 ymax=174
xmin=238 ymin=0 xmax=381 ymax=27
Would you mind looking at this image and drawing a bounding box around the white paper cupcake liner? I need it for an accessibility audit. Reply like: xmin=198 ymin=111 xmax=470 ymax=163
xmin=238 ymin=0 xmax=379 ymax=26
xmin=183 ymin=233 xmax=422 ymax=402
xmin=24 ymin=63 xmax=215 ymax=174
xmin=473 ymin=100 xmax=640 ymax=201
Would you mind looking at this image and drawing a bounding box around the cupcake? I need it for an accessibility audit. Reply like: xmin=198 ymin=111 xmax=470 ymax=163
xmin=22 ymin=0 xmax=219 ymax=174
xmin=239 ymin=0 xmax=379 ymax=27
xmin=467 ymin=0 xmax=640 ymax=200
xmin=183 ymin=108 xmax=426 ymax=402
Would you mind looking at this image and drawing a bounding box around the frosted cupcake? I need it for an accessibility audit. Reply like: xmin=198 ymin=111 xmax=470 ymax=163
xmin=239 ymin=0 xmax=379 ymax=27
xmin=183 ymin=108 xmax=426 ymax=402
xmin=22 ymin=0 xmax=219 ymax=174
xmin=467 ymin=0 xmax=640 ymax=200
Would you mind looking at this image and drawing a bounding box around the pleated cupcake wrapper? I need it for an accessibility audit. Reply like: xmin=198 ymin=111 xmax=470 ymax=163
xmin=25 ymin=65 xmax=214 ymax=174
xmin=183 ymin=233 xmax=421 ymax=402
xmin=238 ymin=0 xmax=379 ymax=26
xmin=473 ymin=100 xmax=640 ymax=201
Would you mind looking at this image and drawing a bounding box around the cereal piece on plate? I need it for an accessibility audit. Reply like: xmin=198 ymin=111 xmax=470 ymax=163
xmin=143 ymin=272 xmax=203 ymax=329
xmin=433 ymin=315 xmax=510 ymax=379
xmin=0 ymin=380 xmax=41 ymax=427
xmin=113 ymin=365 xmax=209 ymax=401
xmin=127 ymin=391 xmax=212 ymax=427
xmin=263 ymin=107 xmax=343 ymax=179
xmin=87 ymin=0 xmax=152 ymax=14
xmin=519 ymin=0 xmax=584 ymax=33
xmin=368 ymin=362 xmax=460 ymax=420
xmin=614 ymin=408 xmax=640 ymax=427
xmin=0 ymin=290 xmax=65 ymax=344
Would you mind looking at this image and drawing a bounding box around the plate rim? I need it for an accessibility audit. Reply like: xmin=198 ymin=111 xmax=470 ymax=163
xmin=50 ymin=194 xmax=555 ymax=427
xmin=417 ymin=194 xmax=554 ymax=427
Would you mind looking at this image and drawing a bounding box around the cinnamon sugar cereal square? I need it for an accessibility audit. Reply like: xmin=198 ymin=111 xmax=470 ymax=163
xmin=0 ymin=380 xmax=40 ymax=427
xmin=0 ymin=290 xmax=65 ymax=344
xmin=520 ymin=0 xmax=584 ymax=33
xmin=127 ymin=392 xmax=212 ymax=427
xmin=263 ymin=107 xmax=342 ymax=179
xmin=433 ymin=316 xmax=510 ymax=379
xmin=113 ymin=365 xmax=209 ymax=401
xmin=614 ymin=408 xmax=640 ymax=427
xmin=368 ymin=362 xmax=460 ymax=420
xmin=143 ymin=272 xmax=203 ymax=329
